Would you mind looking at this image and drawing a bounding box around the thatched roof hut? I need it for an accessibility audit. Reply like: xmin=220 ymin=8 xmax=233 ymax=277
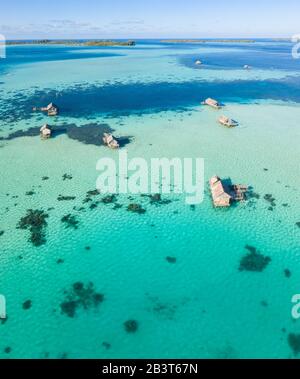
xmin=40 ymin=124 xmax=51 ymax=139
xmin=202 ymin=98 xmax=221 ymax=109
xmin=46 ymin=103 xmax=59 ymax=116
xmin=33 ymin=103 xmax=59 ymax=116
xmin=210 ymin=176 xmax=232 ymax=207
xmin=103 ymin=133 xmax=119 ymax=149
xmin=210 ymin=176 xmax=248 ymax=207
xmin=218 ymin=115 xmax=238 ymax=127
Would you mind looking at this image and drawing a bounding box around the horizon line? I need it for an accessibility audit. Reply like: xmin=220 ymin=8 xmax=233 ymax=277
xmin=5 ymin=36 xmax=293 ymax=41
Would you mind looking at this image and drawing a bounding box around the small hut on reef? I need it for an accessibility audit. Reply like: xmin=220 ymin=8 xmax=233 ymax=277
xmin=40 ymin=124 xmax=51 ymax=139
xmin=244 ymin=64 xmax=251 ymax=70
xmin=231 ymin=184 xmax=248 ymax=201
xmin=210 ymin=176 xmax=232 ymax=207
xmin=210 ymin=176 xmax=248 ymax=207
xmin=46 ymin=103 xmax=59 ymax=116
xmin=103 ymin=133 xmax=119 ymax=149
xmin=218 ymin=115 xmax=238 ymax=128
xmin=195 ymin=60 xmax=202 ymax=65
xmin=202 ymin=98 xmax=222 ymax=109
xmin=33 ymin=103 xmax=59 ymax=116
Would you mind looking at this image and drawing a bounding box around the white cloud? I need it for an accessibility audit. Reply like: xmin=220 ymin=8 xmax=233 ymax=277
xmin=0 ymin=19 xmax=105 ymax=37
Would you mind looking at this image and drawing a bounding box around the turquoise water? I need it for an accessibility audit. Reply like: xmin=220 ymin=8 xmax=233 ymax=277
xmin=0 ymin=40 xmax=300 ymax=359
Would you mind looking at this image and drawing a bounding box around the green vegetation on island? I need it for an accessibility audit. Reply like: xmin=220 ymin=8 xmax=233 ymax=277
xmin=7 ymin=39 xmax=136 ymax=47
xmin=85 ymin=40 xmax=135 ymax=46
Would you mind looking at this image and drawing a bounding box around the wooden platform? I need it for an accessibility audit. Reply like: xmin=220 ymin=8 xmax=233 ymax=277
xmin=210 ymin=176 xmax=248 ymax=207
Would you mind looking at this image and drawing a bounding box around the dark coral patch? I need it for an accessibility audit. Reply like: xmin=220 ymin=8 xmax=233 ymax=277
xmin=247 ymin=189 xmax=260 ymax=200
xmin=284 ymin=269 xmax=292 ymax=278
xmin=127 ymin=204 xmax=146 ymax=214
xmin=101 ymin=195 xmax=117 ymax=204
xmin=25 ymin=190 xmax=36 ymax=196
xmin=148 ymin=297 xmax=178 ymax=320
xmin=296 ymin=222 xmax=300 ymax=228
xmin=124 ymin=320 xmax=138 ymax=333
xmin=264 ymin=194 xmax=276 ymax=207
xmin=22 ymin=300 xmax=32 ymax=310
xmin=57 ymin=195 xmax=76 ymax=201
xmin=82 ymin=190 xmax=100 ymax=205
xmin=166 ymin=256 xmax=177 ymax=264
xmin=102 ymin=342 xmax=111 ymax=350
xmin=61 ymin=214 xmax=79 ymax=229
xmin=145 ymin=193 xmax=172 ymax=206
xmin=62 ymin=174 xmax=73 ymax=181
xmin=87 ymin=190 xmax=100 ymax=197
xmin=17 ymin=209 xmax=48 ymax=246
xmin=61 ymin=300 xmax=77 ymax=318
xmin=89 ymin=202 xmax=98 ymax=210
xmin=113 ymin=203 xmax=123 ymax=210
xmin=0 ymin=231 xmax=4 ymax=237
xmin=4 ymin=347 xmax=11 ymax=354
xmin=60 ymin=282 xmax=104 ymax=318
xmin=83 ymin=197 xmax=92 ymax=204
xmin=288 ymin=333 xmax=300 ymax=356
xmin=239 ymin=245 xmax=271 ymax=272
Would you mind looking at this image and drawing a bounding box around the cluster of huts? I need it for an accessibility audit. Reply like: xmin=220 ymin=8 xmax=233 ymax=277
xmin=34 ymin=86 xmax=248 ymax=208
xmin=35 ymin=103 xmax=120 ymax=149
xmin=198 ymin=57 xmax=251 ymax=127
xmin=202 ymin=97 xmax=239 ymax=127
xmin=201 ymin=96 xmax=247 ymax=206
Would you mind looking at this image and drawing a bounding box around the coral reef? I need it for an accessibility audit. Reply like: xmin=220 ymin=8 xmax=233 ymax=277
xmin=60 ymin=282 xmax=104 ymax=318
xmin=124 ymin=320 xmax=138 ymax=333
xmin=17 ymin=209 xmax=49 ymax=246
xmin=239 ymin=245 xmax=271 ymax=272
xmin=127 ymin=204 xmax=146 ymax=214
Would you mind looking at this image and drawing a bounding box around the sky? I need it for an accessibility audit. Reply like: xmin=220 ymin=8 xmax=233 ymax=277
xmin=0 ymin=0 xmax=300 ymax=39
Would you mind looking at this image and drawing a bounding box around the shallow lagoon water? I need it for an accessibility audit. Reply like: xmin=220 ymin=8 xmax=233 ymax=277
xmin=0 ymin=40 xmax=300 ymax=358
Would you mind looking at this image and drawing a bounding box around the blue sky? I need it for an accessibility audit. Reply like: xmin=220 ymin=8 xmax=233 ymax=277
xmin=0 ymin=0 xmax=299 ymax=39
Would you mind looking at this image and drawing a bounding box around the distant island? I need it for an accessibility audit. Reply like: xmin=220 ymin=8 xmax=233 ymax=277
xmin=161 ymin=39 xmax=255 ymax=44
xmin=85 ymin=40 xmax=136 ymax=47
xmin=6 ymin=40 xmax=136 ymax=47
